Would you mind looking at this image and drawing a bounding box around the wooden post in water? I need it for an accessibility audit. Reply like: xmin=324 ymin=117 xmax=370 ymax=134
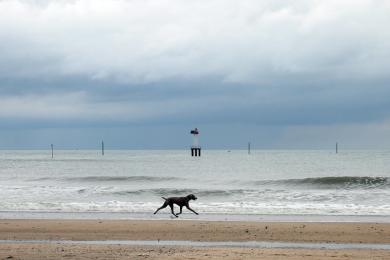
xmin=336 ymin=142 xmax=338 ymax=154
xmin=248 ymin=142 xmax=251 ymax=154
xmin=51 ymin=144 xmax=54 ymax=158
xmin=101 ymin=141 xmax=104 ymax=156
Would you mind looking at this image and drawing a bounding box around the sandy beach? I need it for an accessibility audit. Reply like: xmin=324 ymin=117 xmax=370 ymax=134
xmin=0 ymin=219 xmax=389 ymax=259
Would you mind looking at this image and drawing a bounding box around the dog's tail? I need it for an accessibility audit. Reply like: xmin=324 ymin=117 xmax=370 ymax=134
xmin=161 ymin=197 xmax=167 ymax=200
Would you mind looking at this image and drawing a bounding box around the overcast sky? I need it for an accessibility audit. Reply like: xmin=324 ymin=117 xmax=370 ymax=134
xmin=1 ymin=0 xmax=390 ymax=149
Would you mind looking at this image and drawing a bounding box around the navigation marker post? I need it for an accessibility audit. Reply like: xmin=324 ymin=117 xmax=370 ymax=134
xmin=190 ymin=128 xmax=201 ymax=157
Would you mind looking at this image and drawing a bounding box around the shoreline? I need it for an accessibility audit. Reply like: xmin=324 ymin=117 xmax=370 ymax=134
xmin=1 ymin=211 xmax=390 ymax=223
xmin=1 ymin=219 xmax=389 ymax=259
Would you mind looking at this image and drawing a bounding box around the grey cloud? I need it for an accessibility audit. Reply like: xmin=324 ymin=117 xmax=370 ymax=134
xmin=0 ymin=0 xmax=390 ymax=135
xmin=1 ymin=0 xmax=389 ymax=83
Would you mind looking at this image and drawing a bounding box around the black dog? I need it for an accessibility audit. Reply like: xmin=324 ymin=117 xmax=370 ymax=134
xmin=153 ymin=194 xmax=198 ymax=217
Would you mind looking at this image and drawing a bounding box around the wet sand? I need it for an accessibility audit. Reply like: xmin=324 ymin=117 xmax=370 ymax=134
xmin=1 ymin=243 xmax=389 ymax=260
xmin=0 ymin=219 xmax=389 ymax=259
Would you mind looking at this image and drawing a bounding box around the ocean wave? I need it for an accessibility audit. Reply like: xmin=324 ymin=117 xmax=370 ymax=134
xmin=67 ymin=176 xmax=183 ymax=182
xmin=30 ymin=176 xmax=184 ymax=182
xmin=27 ymin=177 xmax=53 ymax=182
xmin=110 ymin=188 xmax=248 ymax=197
xmin=252 ymin=176 xmax=389 ymax=189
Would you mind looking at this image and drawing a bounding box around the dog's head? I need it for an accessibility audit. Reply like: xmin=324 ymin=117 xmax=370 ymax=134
xmin=187 ymin=194 xmax=197 ymax=200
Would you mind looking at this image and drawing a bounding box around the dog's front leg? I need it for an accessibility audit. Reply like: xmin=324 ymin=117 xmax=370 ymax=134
xmin=186 ymin=205 xmax=199 ymax=215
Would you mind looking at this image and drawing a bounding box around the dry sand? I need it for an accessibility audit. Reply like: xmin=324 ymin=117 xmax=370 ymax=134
xmin=0 ymin=219 xmax=389 ymax=259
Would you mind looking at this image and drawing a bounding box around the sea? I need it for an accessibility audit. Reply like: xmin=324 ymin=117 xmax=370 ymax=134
xmin=0 ymin=150 xmax=390 ymax=221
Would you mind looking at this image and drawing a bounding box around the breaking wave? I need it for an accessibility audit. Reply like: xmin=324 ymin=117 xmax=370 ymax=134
xmin=252 ymin=176 xmax=389 ymax=189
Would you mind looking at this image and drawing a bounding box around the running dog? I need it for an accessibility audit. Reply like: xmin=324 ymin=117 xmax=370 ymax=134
xmin=153 ymin=194 xmax=198 ymax=217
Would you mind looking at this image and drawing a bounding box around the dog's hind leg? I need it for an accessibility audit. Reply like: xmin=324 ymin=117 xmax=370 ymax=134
xmin=153 ymin=202 xmax=168 ymax=214
xmin=169 ymin=204 xmax=178 ymax=217
xmin=176 ymin=206 xmax=183 ymax=215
